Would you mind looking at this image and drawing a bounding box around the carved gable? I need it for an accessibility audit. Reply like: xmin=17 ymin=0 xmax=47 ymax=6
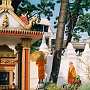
xmin=0 ymin=12 xmax=23 ymax=28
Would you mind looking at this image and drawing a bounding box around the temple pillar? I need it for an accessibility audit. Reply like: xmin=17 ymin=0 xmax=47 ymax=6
xmin=22 ymin=38 xmax=31 ymax=90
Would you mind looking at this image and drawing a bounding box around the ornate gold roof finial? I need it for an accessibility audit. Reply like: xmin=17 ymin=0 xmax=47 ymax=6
xmin=2 ymin=14 xmax=9 ymax=28
xmin=1 ymin=0 xmax=13 ymax=11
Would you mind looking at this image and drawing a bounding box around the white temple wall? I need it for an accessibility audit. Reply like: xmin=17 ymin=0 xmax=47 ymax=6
xmin=45 ymin=55 xmax=53 ymax=82
xmin=30 ymin=61 xmax=39 ymax=89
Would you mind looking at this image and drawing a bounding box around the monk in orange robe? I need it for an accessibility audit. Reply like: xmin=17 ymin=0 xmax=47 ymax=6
xmin=68 ymin=62 xmax=76 ymax=84
xmin=36 ymin=56 xmax=46 ymax=83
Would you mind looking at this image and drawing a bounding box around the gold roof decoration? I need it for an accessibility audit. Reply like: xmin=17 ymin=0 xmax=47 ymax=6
xmin=0 ymin=0 xmax=14 ymax=11
xmin=2 ymin=14 xmax=9 ymax=28
xmin=25 ymin=16 xmax=39 ymax=29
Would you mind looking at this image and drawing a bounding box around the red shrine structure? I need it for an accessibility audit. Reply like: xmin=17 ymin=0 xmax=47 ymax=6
xmin=0 ymin=0 xmax=43 ymax=90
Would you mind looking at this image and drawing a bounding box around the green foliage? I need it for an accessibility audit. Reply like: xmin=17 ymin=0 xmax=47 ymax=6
xmin=32 ymin=39 xmax=42 ymax=47
xmin=30 ymin=47 xmax=37 ymax=53
xmin=30 ymin=40 xmax=42 ymax=53
xmin=64 ymin=0 xmax=90 ymax=42
xmin=45 ymin=83 xmax=61 ymax=90
xmin=16 ymin=0 xmax=37 ymax=17
xmin=71 ymin=0 xmax=83 ymax=15
xmin=75 ymin=13 xmax=90 ymax=36
xmin=81 ymin=0 xmax=90 ymax=11
xmin=78 ymin=83 xmax=90 ymax=90
xmin=67 ymin=84 xmax=78 ymax=90
xmin=63 ymin=75 xmax=81 ymax=90
xmin=17 ymin=0 xmax=55 ymax=20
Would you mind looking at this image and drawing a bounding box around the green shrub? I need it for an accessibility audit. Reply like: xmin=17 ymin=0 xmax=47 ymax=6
xmin=78 ymin=83 xmax=90 ymax=90
xmin=67 ymin=84 xmax=79 ymax=90
xmin=45 ymin=83 xmax=62 ymax=90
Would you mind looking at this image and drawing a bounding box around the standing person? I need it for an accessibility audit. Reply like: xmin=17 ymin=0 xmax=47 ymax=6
xmin=68 ymin=62 xmax=76 ymax=84
xmin=36 ymin=55 xmax=46 ymax=83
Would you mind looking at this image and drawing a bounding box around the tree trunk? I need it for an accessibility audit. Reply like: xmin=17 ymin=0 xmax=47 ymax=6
xmin=49 ymin=0 xmax=68 ymax=83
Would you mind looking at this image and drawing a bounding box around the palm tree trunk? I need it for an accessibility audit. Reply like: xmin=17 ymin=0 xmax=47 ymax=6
xmin=49 ymin=0 xmax=68 ymax=83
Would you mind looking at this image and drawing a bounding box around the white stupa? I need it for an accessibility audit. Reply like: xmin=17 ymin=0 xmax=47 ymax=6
xmin=39 ymin=34 xmax=50 ymax=54
xmin=64 ymin=43 xmax=77 ymax=71
xmin=57 ymin=43 xmax=77 ymax=85
xmin=79 ymin=43 xmax=90 ymax=83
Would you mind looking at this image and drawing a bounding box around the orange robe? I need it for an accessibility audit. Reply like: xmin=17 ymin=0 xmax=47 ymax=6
xmin=68 ymin=65 xmax=76 ymax=84
xmin=36 ymin=59 xmax=46 ymax=80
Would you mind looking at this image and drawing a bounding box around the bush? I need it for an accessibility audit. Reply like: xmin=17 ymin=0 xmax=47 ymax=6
xmin=67 ymin=84 xmax=79 ymax=90
xmin=78 ymin=83 xmax=90 ymax=90
xmin=63 ymin=75 xmax=81 ymax=90
xmin=45 ymin=83 xmax=62 ymax=90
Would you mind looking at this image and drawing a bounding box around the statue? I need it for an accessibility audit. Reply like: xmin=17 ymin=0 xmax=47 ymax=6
xmin=68 ymin=62 xmax=76 ymax=84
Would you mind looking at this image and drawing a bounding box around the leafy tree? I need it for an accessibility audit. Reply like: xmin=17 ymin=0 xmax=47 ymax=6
xmin=75 ymin=13 xmax=90 ymax=36
xmin=65 ymin=0 xmax=90 ymax=45
xmin=16 ymin=0 xmax=55 ymax=20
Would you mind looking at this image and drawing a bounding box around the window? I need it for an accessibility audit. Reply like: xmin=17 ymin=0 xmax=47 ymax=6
xmin=0 ymin=72 xmax=9 ymax=85
xmin=32 ymin=24 xmax=49 ymax=32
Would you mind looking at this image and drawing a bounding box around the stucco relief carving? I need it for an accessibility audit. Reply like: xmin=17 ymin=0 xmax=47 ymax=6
xmin=0 ymin=58 xmax=18 ymax=65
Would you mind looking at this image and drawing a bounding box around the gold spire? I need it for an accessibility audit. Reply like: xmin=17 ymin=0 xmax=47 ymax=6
xmin=0 ymin=0 xmax=13 ymax=11
xmin=2 ymin=0 xmax=11 ymax=6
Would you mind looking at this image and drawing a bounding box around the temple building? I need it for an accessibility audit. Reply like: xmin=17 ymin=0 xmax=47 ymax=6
xmin=0 ymin=0 xmax=43 ymax=90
